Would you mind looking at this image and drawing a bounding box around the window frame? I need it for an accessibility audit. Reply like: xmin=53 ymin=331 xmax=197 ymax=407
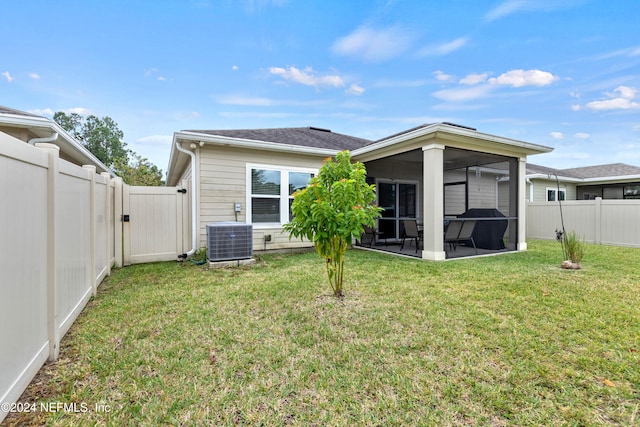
xmin=246 ymin=163 xmax=317 ymax=227
xmin=546 ymin=187 xmax=566 ymax=202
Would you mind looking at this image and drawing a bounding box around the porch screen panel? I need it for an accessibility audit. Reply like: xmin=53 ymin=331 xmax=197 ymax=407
xmin=378 ymin=182 xmax=397 ymax=239
xmin=399 ymin=184 xmax=416 ymax=217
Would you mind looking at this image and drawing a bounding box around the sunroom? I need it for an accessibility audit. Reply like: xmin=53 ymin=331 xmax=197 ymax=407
xmin=351 ymin=123 xmax=552 ymax=260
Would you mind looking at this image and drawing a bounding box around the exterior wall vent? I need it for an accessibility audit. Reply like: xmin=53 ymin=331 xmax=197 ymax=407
xmin=206 ymin=222 xmax=253 ymax=262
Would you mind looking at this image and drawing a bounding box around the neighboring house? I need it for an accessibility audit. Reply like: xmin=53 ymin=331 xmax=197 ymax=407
xmin=0 ymin=106 xmax=112 ymax=174
xmin=166 ymin=123 xmax=552 ymax=260
xmin=526 ymin=163 xmax=640 ymax=201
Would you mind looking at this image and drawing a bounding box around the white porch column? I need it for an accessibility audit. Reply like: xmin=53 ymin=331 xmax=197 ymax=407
xmin=422 ymin=144 xmax=446 ymax=260
xmin=508 ymin=157 xmax=527 ymax=251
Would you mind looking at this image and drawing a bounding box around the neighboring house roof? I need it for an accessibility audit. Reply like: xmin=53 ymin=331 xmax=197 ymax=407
xmin=184 ymin=127 xmax=372 ymax=151
xmin=527 ymin=162 xmax=640 ymax=183
xmin=0 ymin=105 xmax=113 ymax=175
xmin=561 ymin=163 xmax=640 ymax=179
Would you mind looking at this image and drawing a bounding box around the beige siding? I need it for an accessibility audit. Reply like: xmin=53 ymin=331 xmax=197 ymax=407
xmin=197 ymin=145 xmax=326 ymax=250
xmin=531 ymin=179 xmax=577 ymax=201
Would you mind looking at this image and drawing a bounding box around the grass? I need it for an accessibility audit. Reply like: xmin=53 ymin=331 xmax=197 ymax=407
xmin=6 ymin=240 xmax=640 ymax=426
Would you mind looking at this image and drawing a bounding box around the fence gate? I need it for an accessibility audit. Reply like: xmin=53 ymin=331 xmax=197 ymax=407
xmin=122 ymin=185 xmax=187 ymax=265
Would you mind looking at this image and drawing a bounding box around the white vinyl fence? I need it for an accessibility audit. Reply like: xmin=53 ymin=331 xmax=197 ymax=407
xmin=527 ymin=198 xmax=640 ymax=247
xmin=0 ymin=134 xmax=188 ymax=423
xmin=0 ymin=137 xmax=120 ymax=422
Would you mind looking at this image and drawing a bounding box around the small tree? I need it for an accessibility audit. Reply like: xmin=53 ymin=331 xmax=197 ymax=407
xmin=284 ymin=151 xmax=382 ymax=297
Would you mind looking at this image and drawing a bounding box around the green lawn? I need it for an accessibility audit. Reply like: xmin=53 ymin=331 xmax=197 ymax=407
xmin=7 ymin=241 xmax=640 ymax=426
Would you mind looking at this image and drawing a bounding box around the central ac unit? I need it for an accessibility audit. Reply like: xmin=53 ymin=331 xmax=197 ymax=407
xmin=206 ymin=222 xmax=253 ymax=262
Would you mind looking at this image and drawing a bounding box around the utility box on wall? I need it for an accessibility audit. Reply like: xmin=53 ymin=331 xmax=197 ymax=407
xmin=206 ymin=222 xmax=253 ymax=262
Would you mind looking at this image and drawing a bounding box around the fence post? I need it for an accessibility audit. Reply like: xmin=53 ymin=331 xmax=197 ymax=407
xmin=101 ymin=172 xmax=112 ymax=277
xmin=122 ymin=183 xmax=131 ymax=266
xmin=35 ymin=143 xmax=60 ymax=361
xmin=113 ymin=177 xmax=124 ymax=267
xmin=83 ymin=165 xmax=97 ymax=296
xmin=594 ymin=197 xmax=602 ymax=244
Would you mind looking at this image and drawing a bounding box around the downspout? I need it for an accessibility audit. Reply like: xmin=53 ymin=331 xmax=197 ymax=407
xmin=28 ymin=131 xmax=59 ymax=145
xmin=175 ymin=140 xmax=197 ymax=257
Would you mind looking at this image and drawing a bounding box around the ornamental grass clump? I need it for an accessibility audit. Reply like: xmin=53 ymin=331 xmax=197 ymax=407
xmin=559 ymin=230 xmax=586 ymax=269
xmin=284 ymin=151 xmax=382 ymax=297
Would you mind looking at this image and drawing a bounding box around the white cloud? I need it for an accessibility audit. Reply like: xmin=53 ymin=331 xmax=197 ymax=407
xmin=268 ymin=66 xmax=344 ymax=88
xmin=417 ymin=37 xmax=468 ymax=57
xmin=484 ymin=0 xmax=581 ymax=22
xmin=232 ymin=65 xmax=239 ymax=71
xmin=585 ymin=86 xmax=640 ymax=111
xmin=345 ymin=83 xmax=365 ymax=96
xmin=144 ymin=67 xmax=159 ymax=77
xmin=28 ymin=108 xmax=54 ymax=116
xmin=2 ymin=71 xmax=14 ymax=82
xmin=459 ymin=73 xmax=489 ymax=85
xmin=29 ymin=73 xmax=40 ymax=79
xmin=571 ymin=104 xmax=581 ymax=111
xmin=217 ymin=95 xmax=276 ymax=106
xmin=550 ymin=132 xmax=564 ymax=139
xmin=216 ymin=94 xmax=328 ymax=107
xmin=331 ymin=25 xmax=414 ymax=62
xmin=67 ymin=107 xmax=92 ymax=115
xmin=157 ymin=76 xmax=167 ymax=81
xmin=432 ymin=84 xmax=493 ymax=102
xmin=597 ymin=45 xmax=640 ymax=60
xmin=433 ymin=70 xmax=454 ymax=82
xmin=586 ymin=98 xmax=640 ymax=111
xmin=488 ymin=69 xmax=559 ymax=87
xmin=135 ymin=134 xmax=173 ymax=145
xmin=575 ymin=132 xmax=590 ymax=139
xmin=374 ymin=78 xmax=429 ymax=88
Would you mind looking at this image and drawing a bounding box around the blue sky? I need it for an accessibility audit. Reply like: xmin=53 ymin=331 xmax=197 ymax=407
xmin=2 ymin=0 xmax=639 ymax=174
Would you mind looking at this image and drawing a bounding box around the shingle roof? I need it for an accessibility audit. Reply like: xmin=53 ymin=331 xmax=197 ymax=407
xmin=184 ymin=127 xmax=372 ymax=151
xmin=560 ymin=163 xmax=640 ymax=178
xmin=526 ymin=163 xmax=583 ymax=178
xmin=527 ymin=162 xmax=640 ymax=179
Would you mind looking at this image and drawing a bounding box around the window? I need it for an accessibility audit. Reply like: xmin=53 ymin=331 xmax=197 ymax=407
xmin=546 ymin=187 xmax=566 ymax=202
xmin=624 ymin=185 xmax=640 ymax=199
xmin=248 ymin=165 xmax=315 ymax=225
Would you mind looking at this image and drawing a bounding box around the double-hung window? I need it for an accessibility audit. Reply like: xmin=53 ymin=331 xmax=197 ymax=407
xmin=248 ymin=164 xmax=315 ymax=225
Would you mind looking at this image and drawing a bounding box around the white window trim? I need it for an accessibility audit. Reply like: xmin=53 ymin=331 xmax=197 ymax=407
xmin=246 ymin=163 xmax=317 ymax=228
xmin=546 ymin=186 xmax=566 ymax=202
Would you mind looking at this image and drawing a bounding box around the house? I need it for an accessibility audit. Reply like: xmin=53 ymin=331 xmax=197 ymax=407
xmin=166 ymin=123 xmax=552 ymax=260
xmin=0 ymin=106 xmax=111 ymax=174
xmin=526 ymin=163 xmax=640 ymax=201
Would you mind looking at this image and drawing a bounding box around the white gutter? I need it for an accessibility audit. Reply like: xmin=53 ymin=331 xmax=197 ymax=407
xmin=28 ymin=131 xmax=58 ymax=145
xmin=174 ymin=140 xmax=197 ymax=257
xmin=175 ymin=131 xmax=338 ymax=156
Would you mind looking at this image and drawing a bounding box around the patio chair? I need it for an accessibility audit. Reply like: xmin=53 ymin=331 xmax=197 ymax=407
xmin=361 ymin=225 xmax=385 ymax=247
xmin=444 ymin=220 xmax=478 ymax=254
xmin=400 ymin=219 xmax=422 ymax=253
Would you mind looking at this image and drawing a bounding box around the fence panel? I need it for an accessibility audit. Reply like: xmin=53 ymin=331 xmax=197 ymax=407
xmin=55 ymin=160 xmax=93 ymax=340
xmin=527 ymin=199 xmax=640 ymax=247
xmin=95 ymin=174 xmax=108 ymax=284
xmin=600 ymin=200 xmax=640 ymax=247
xmin=0 ymin=136 xmax=50 ymax=421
